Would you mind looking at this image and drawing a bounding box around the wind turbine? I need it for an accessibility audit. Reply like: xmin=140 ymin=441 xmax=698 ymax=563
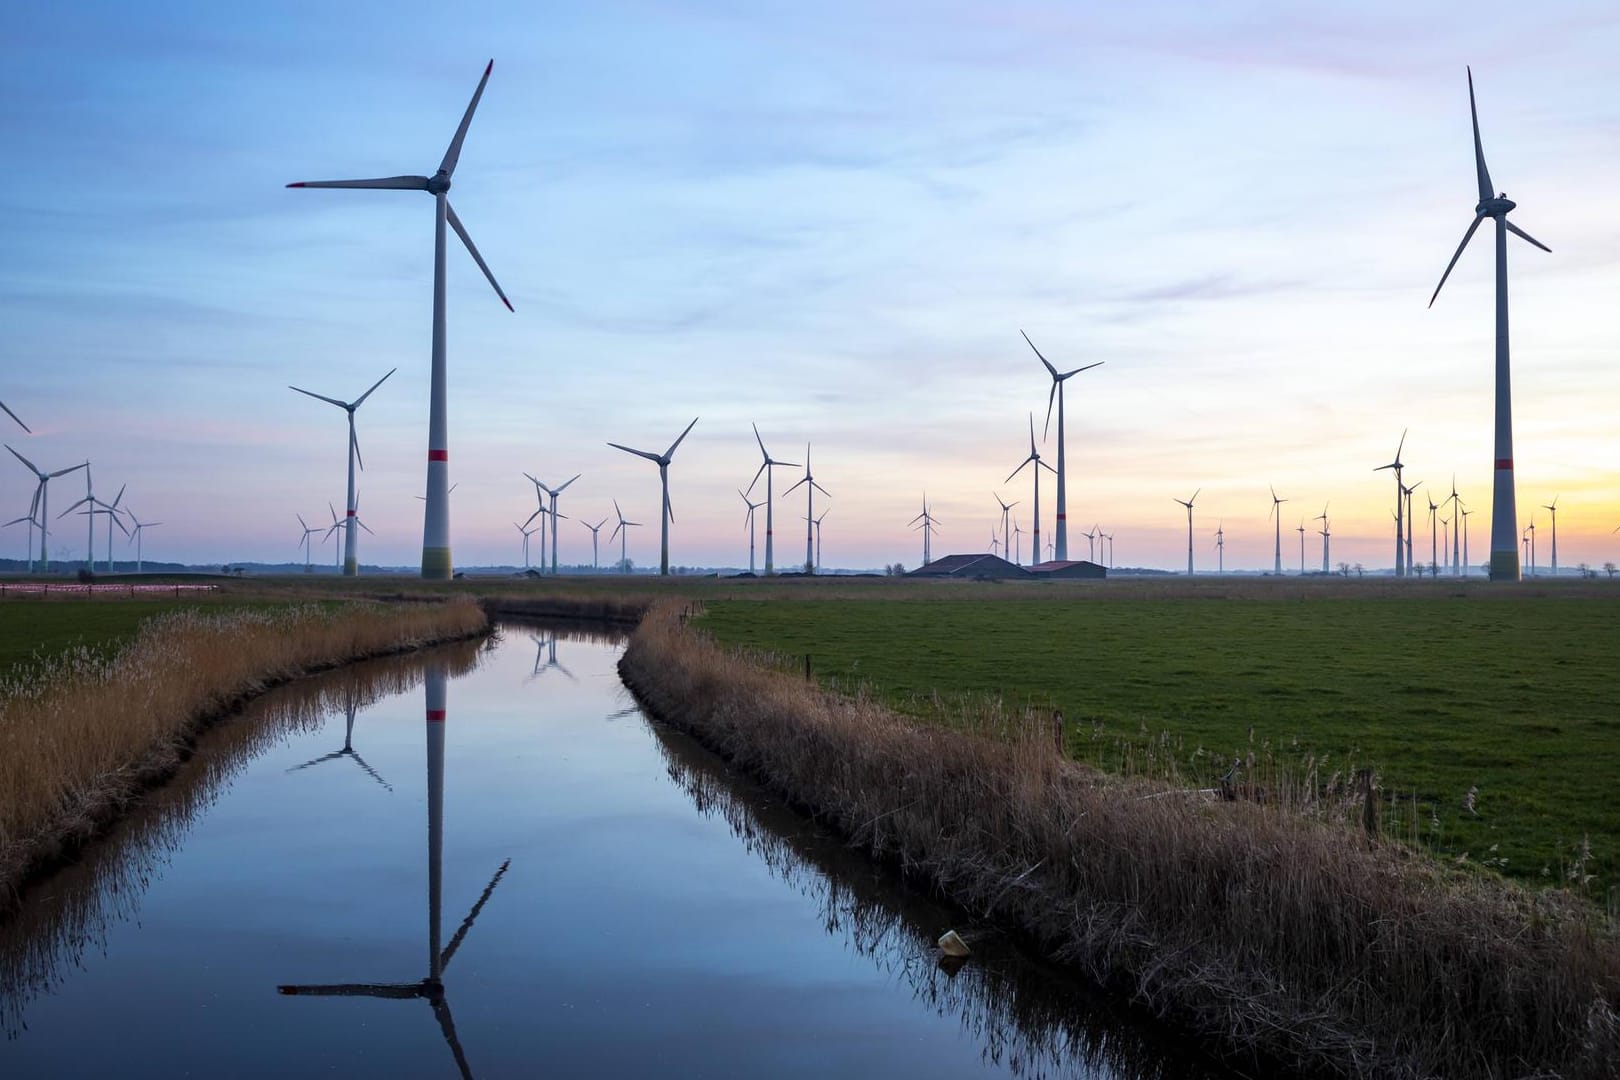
xmin=1428 ymin=67 xmax=1551 ymax=582
xmin=6 ymin=446 xmax=84 ymax=573
xmin=993 ymin=493 xmax=1018 ymax=561
xmin=745 ymin=424 xmax=797 ymax=576
xmin=1448 ymin=476 xmax=1464 ymax=576
xmin=1012 ymin=518 xmax=1023 ymax=565
xmin=1374 ymin=430 xmax=1408 ymax=577
xmin=123 ymin=508 xmax=162 ymax=574
xmin=1428 ymin=493 xmax=1441 ymax=576
xmin=1316 ymin=505 xmax=1331 ymax=574
xmin=527 ymin=635 xmax=577 ymax=683
xmin=512 ymin=520 xmax=538 ymax=569
xmin=1461 ymin=506 xmax=1473 ymax=575
xmin=1102 ymin=531 xmax=1114 ymax=569
xmin=4 ymin=510 xmax=42 ymax=570
xmin=289 ymin=368 xmax=395 ymax=576
xmin=287 ymin=60 xmax=514 ymax=581
xmin=1267 ymin=486 xmax=1288 ymax=575
xmin=1021 ymin=330 xmax=1103 ymax=561
xmin=609 ymin=499 xmax=641 ymax=574
xmin=1522 ymin=527 xmax=1532 ymax=575
xmin=1440 ymin=514 xmax=1451 ymax=572
xmin=279 ymin=663 xmax=508 ymax=1080
xmin=1542 ymin=495 xmax=1559 ymax=575
xmin=989 ymin=529 xmax=1001 ymax=557
xmin=1404 ymin=481 xmax=1422 ymax=576
xmin=1006 ymin=414 xmax=1056 ymax=566
xmin=808 ymin=508 xmax=828 ymax=573
xmin=520 ymin=478 xmax=549 ymax=571
xmin=297 ymin=514 xmax=324 ymax=573
xmin=580 ymin=516 xmax=607 ymax=571
xmin=1173 ymin=489 xmax=1199 ymax=575
xmin=526 ymin=474 xmax=580 ymax=575
xmin=1215 ymin=522 xmax=1225 ymax=575
xmin=1080 ymin=523 xmax=1099 ymax=563
xmin=326 ymin=497 xmax=375 ymax=569
xmin=909 ymin=494 xmax=938 ymax=566
xmin=1526 ymin=517 xmax=1537 ymax=576
xmin=608 ymin=418 xmax=698 ymax=576
xmin=1 ymin=399 xmax=27 ymax=433
xmin=58 ymin=466 xmax=117 ymax=571
xmin=782 ymin=443 xmax=828 ymax=574
xmin=740 ymin=490 xmax=763 ymax=574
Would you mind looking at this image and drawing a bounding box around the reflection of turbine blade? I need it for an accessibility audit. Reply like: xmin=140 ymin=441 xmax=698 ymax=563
xmin=553 ymin=662 xmax=579 ymax=683
xmin=441 ymin=859 xmax=511 ymax=970
xmin=431 ymin=993 xmax=477 ymax=1080
xmin=285 ymin=750 xmax=347 ymax=773
xmin=346 ymin=750 xmax=394 ymax=791
xmin=605 ymin=706 xmax=639 ymax=721
xmin=278 ymin=981 xmax=422 ymax=999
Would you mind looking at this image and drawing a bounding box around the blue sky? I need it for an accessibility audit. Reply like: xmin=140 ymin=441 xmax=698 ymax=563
xmin=4 ymin=1 xmax=1619 ymax=571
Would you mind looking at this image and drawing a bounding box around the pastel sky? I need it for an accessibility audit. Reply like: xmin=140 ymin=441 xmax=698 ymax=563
xmin=4 ymin=1 xmax=1619 ymax=572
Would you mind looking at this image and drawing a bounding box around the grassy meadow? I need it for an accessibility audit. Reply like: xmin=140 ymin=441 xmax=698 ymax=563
xmin=697 ymin=583 xmax=1620 ymax=897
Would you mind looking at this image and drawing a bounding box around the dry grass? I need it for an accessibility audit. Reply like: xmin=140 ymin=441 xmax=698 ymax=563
xmin=0 ymin=598 xmax=487 ymax=904
xmin=622 ymin=600 xmax=1620 ymax=1080
xmin=478 ymin=590 xmax=657 ymax=627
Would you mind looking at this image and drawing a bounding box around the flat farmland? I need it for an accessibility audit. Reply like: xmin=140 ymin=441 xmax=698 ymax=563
xmin=699 ymin=585 xmax=1620 ymax=897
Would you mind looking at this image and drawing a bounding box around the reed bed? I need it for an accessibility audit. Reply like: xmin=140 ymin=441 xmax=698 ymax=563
xmin=621 ymin=600 xmax=1620 ymax=1080
xmin=478 ymin=591 xmax=656 ymax=627
xmin=0 ymin=598 xmax=487 ymax=905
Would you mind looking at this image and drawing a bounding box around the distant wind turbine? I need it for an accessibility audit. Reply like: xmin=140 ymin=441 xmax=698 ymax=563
xmin=513 ymin=520 xmax=538 ymax=569
xmin=1374 ymin=430 xmax=1408 ymax=577
xmin=1021 ymin=330 xmax=1103 ymax=560
xmin=745 ymin=424 xmax=797 ymax=576
xmin=909 ymin=494 xmax=939 ymax=567
xmin=6 ymin=445 xmax=84 ymax=574
xmin=1296 ymin=519 xmax=1307 ymax=575
xmin=1006 ymin=414 xmax=1055 ymax=567
xmin=1428 ymin=67 xmax=1550 ymax=582
xmin=1448 ymin=476 xmax=1464 ymax=576
xmin=1080 ymin=523 xmax=1099 ymax=563
xmin=580 ymin=516 xmax=607 ymax=571
xmin=1215 ymin=522 xmax=1225 ymax=575
xmin=609 ymin=418 xmax=698 ymax=576
xmin=1542 ymin=495 xmax=1559 ymax=575
xmin=287 ymin=60 xmax=514 ymax=580
xmin=993 ymin=492 xmax=1017 ymax=561
xmin=297 ymin=514 xmax=324 ymax=573
xmin=290 ymin=368 xmax=394 ymax=576
xmin=609 ymin=499 xmax=641 ymax=574
xmin=1173 ymin=489 xmax=1199 ymax=575
xmin=1267 ymin=486 xmax=1288 ymax=575
xmin=1012 ymin=518 xmax=1023 ymax=565
xmin=1315 ymin=505 xmax=1330 ymax=574
xmin=808 ymin=508 xmax=828 ymax=573
xmin=740 ymin=490 xmax=763 ymax=575
xmin=527 ymin=473 xmax=580 ymax=575
xmin=783 ymin=443 xmax=828 ymax=574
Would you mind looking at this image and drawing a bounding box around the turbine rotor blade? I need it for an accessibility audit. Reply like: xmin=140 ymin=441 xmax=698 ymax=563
xmin=1043 ymin=382 xmax=1057 ymax=441
xmin=665 ymin=417 xmax=699 ymax=459
xmin=1466 ymin=66 xmax=1494 ymax=205
xmin=445 ymin=201 xmax=514 ymax=311
xmin=607 ymin=442 xmax=661 ymax=463
xmin=286 ymin=176 xmax=430 ymax=190
xmin=6 ymin=444 xmax=41 ymax=476
xmin=0 ymin=401 xmax=28 ymax=433
xmin=352 ymin=426 xmax=364 ymax=472
xmin=1429 ymin=214 xmax=1485 ymax=308
xmin=1020 ymin=329 xmax=1058 ymax=378
xmin=354 ymin=367 xmax=397 ymax=408
xmin=440 ymin=60 xmax=494 ymax=178
xmin=289 ymin=385 xmax=349 ymax=409
xmin=1505 ymin=219 xmax=1551 ymax=253
xmin=745 ymin=461 xmax=767 ymax=497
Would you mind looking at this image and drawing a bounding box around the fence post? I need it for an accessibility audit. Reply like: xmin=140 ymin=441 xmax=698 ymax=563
xmin=1359 ymin=768 xmax=1379 ymax=839
xmin=804 ymin=653 xmax=811 ymax=682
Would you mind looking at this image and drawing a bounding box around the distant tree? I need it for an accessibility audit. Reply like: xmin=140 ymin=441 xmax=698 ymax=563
xmin=885 ymin=562 xmax=907 ymax=577
xmin=1337 ymin=561 xmax=1351 ymax=577
xmin=1353 ymin=563 xmax=1364 ymax=578
xmin=1605 ymin=562 xmax=1616 ymax=579
xmin=1577 ymin=562 xmax=1591 ymax=579
xmin=615 ymin=557 xmax=634 ymax=574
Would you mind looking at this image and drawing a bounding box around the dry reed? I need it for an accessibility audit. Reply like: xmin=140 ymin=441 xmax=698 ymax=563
xmin=0 ymin=598 xmax=487 ymax=905
xmin=621 ymin=600 xmax=1620 ymax=1080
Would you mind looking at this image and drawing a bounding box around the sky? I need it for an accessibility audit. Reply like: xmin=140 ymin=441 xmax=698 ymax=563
xmin=4 ymin=1 xmax=1619 ymax=573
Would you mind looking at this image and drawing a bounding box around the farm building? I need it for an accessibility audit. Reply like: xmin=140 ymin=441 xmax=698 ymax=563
xmin=1028 ymin=559 xmax=1107 ymax=580
xmin=907 ymin=554 xmax=1031 ymax=580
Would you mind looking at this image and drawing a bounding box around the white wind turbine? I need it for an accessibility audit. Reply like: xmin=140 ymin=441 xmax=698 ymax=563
xmin=59 ymin=467 xmax=120 ymax=571
xmin=783 ymin=443 xmax=829 ymax=574
xmin=526 ymin=473 xmax=580 ymax=575
xmin=1173 ymin=489 xmax=1199 ymax=575
xmin=1006 ymin=414 xmax=1056 ymax=567
xmin=1081 ymin=523 xmax=1099 ymax=563
xmin=1012 ymin=518 xmax=1023 ymax=565
xmin=512 ymin=520 xmax=538 ymax=569
xmin=326 ymin=497 xmax=374 ymax=569
xmin=1267 ymin=486 xmax=1288 ymax=575
xmin=1021 ymin=331 xmax=1103 ymax=561
xmin=609 ymin=499 xmax=641 ymax=574
xmin=1374 ymin=430 xmax=1409 ymax=578
xmin=287 ymin=60 xmax=513 ymax=581
xmin=745 ymin=424 xmax=797 ymax=576
xmin=297 ymin=514 xmax=324 ymax=573
xmin=1428 ymin=67 xmax=1550 ymax=582
xmin=1316 ymin=504 xmax=1331 ymax=574
xmin=6 ymin=445 xmax=85 ymax=573
xmin=993 ymin=492 xmax=1017 ymax=560
xmin=1215 ymin=522 xmax=1225 ymax=575
xmin=909 ymin=495 xmax=939 ymax=566
xmin=1542 ymin=495 xmax=1559 ymax=575
xmin=519 ymin=478 xmax=549 ymax=570
xmin=740 ymin=490 xmax=763 ymax=575
xmin=4 ymin=509 xmax=41 ymax=568
xmin=1448 ymin=476 xmax=1463 ymax=576
xmin=124 ymin=508 xmax=162 ymax=574
xmin=289 ymin=368 xmax=394 ymax=576
xmin=808 ymin=508 xmax=828 ymax=573
xmin=580 ymin=516 xmax=607 ymax=571
xmin=609 ymin=418 xmax=698 ymax=576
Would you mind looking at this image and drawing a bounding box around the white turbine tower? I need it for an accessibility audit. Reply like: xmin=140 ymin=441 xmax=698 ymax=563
xmin=287 ymin=60 xmax=513 ymax=580
xmin=6 ymin=445 xmax=84 ymax=573
xmin=289 ymin=368 xmax=394 ymax=576
xmin=1021 ymin=331 xmax=1102 ymax=561
xmin=609 ymin=499 xmax=641 ymax=574
xmin=580 ymin=516 xmax=607 ymax=571
xmin=59 ymin=466 xmax=118 ymax=571
xmin=1215 ymin=522 xmax=1225 ymax=575
xmin=909 ymin=495 xmax=938 ymax=567
xmin=745 ymin=424 xmax=797 ymax=577
xmin=1173 ymin=489 xmax=1199 ymax=575
xmin=740 ymin=490 xmax=763 ymax=575
xmin=783 ymin=444 xmax=828 ymax=575
xmin=325 ymin=497 xmax=374 ymax=569
xmin=1428 ymin=67 xmax=1550 ymax=582
xmin=609 ymin=418 xmax=697 ymax=576
xmin=1006 ymin=414 xmax=1055 ymax=567
xmin=1268 ymin=486 xmax=1287 ymax=575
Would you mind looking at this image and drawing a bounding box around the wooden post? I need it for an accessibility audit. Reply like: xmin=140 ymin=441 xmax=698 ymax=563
xmin=804 ymin=653 xmax=811 ymax=682
xmin=1359 ymin=768 xmax=1379 ymax=839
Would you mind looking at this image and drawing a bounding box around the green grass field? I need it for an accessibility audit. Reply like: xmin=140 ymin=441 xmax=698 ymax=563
xmin=698 ymin=587 xmax=1620 ymax=897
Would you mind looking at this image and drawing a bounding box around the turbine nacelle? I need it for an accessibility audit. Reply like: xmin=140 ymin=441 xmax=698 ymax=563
xmin=427 ymin=172 xmax=451 ymax=195
xmin=1477 ymin=194 xmax=1515 ymax=215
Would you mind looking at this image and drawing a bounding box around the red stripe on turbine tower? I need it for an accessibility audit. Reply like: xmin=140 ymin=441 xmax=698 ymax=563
xmin=428 ymin=450 xmax=448 ymax=462
xmin=427 ymin=709 xmax=447 ymax=723
xmin=347 ymin=509 xmax=356 ymax=517
xmin=1495 ymin=459 xmax=1513 ymax=470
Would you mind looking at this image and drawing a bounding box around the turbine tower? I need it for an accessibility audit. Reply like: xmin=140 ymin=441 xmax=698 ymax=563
xmin=1448 ymin=476 xmax=1464 ymax=576
xmin=6 ymin=446 xmax=85 ymax=574
xmin=1316 ymin=504 xmax=1330 ymax=573
xmin=745 ymin=424 xmax=797 ymax=576
xmin=1006 ymin=414 xmax=1056 ymax=567
xmin=1428 ymin=67 xmax=1551 ymax=582
xmin=513 ymin=520 xmax=538 ymax=569
xmin=1173 ymin=489 xmax=1199 ymax=575
xmin=1020 ymin=330 xmax=1103 ymax=560
xmin=809 ymin=508 xmax=828 ymax=573
xmin=1215 ymin=522 xmax=1225 ymax=575
xmin=1542 ymin=495 xmax=1559 ymax=575
xmin=1404 ymin=481 xmax=1422 ymax=577
xmin=1296 ymin=519 xmax=1307 ymax=575
xmin=288 ymin=60 xmax=514 ymax=580
xmin=1374 ymin=430 xmax=1407 ymax=577
xmin=289 ymin=368 xmax=394 ymax=576
xmin=298 ymin=514 xmax=324 ymax=573
xmin=609 ymin=418 xmax=698 ymax=576
xmin=909 ymin=494 xmax=939 ymax=567
xmin=1267 ymin=486 xmax=1287 ymax=575
xmin=783 ymin=444 xmax=828 ymax=574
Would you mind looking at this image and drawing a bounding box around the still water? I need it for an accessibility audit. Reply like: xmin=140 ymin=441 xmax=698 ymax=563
xmin=1 ymin=625 xmax=1232 ymax=1079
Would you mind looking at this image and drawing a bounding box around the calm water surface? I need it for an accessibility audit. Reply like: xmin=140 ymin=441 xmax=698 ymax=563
xmin=1 ymin=625 xmax=1233 ymax=1079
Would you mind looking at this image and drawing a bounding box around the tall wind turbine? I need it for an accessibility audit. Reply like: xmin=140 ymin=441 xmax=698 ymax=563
xmin=609 ymin=418 xmax=698 ymax=576
xmin=1542 ymin=495 xmax=1559 ymax=575
xmin=1 ymin=399 xmax=27 ymax=433
xmin=580 ymin=516 xmax=607 ymax=571
xmin=1215 ymin=522 xmax=1225 ymax=575
xmin=290 ymin=368 xmax=394 ymax=576
xmin=993 ymin=492 xmax=1017 ymax=560
xmin=909 ymin=494 xmax=939 ymax=566
xmin=609 ymin=499 xmax=641 ymax=574
xmin=288 ymin=60 xmax=514 ymax=581
xmin=6 ymin=445 xmax=84 ymax=574
xmin=1006 ymin=414 xmax=1056 ymax=567
xmin=783 ymin=443 xmax=828 ymax=574
xmin=59 ymin=466 xmax=116 ymax=571
xmin=1429 ymin=67 xmax=1551 ymax=582
xmin=520 ymin=477 xmax=549 ymax=570
xmin=1012 ymin=518 xmax=1023 ymax=565
xmin=1173 ymin=489 xmax=1199 ymax=575
xmin=1375 ymin=430 xmax=1408 ymax=577
xmin=740 ymin=490 xmax=763 ymax=574
xmin=1021 ymin=330 xmax=1103 ymax=560
xmin=745 ymin=424 xmax=797 ymax=576
xmin=1268 ymin=486 xmax=1287 ymax=574
xmin=529 ymin=474 xmax=580 ymax=575
xmin=1080 ymin=524 xmax=1099 ymax=563
xmin=1316 ymin=505 xmax=1331 ymax=573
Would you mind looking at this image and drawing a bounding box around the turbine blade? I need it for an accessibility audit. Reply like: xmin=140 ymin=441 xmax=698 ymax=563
xmin=607 ymin=442 xmax=661 ymax=463
xmin=745 ymin=461 xmax=767 ymax=497
xmin=812 ymin=480 xmax=830 ymax=497
xmin=1020 ymin=329 xmax=1058 ymax=378
xmin=1466 ymin=67 xmax=1494 ymax=205
xmin=440 ymin=60 xmax=494 ymax=178
xmin=6 ymin=444 xmax=41 ymax=476
xmin=286 ymin=176 xmax=430 ymax=190
xmin=357 ymin=519 xmax=375 ymax=536
xmin=1059 ymin=361 xmax=1105 ymax=378
xmin=289 ymin=385 xmax=349 ymax=409
xmin=445 ymin=201 xmax=514 ymax=312
xmin=1043 ymin=382 xmax=1057 ymax=441
xmin=353 ymin=367 xmax=397 ymax=408
xmin=556 ymin=473 xmax=581 ymax=493
xmin=0 ymin=400 xmax=28 ymax=433
xmin=1429 ymin=214 xmax=1484 ymax=308
xmin=298 ymin=514 xmax=308 ymax=531
xmin=665 ymin=417 xmax=699 ymax=459
xmin=784 ymin=476 xmax=807 ymax=494
xmin=1505 ymin=219 xmax=1551 ymax=253
xmin=352 ymin=426 xmax=364 ymax=472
